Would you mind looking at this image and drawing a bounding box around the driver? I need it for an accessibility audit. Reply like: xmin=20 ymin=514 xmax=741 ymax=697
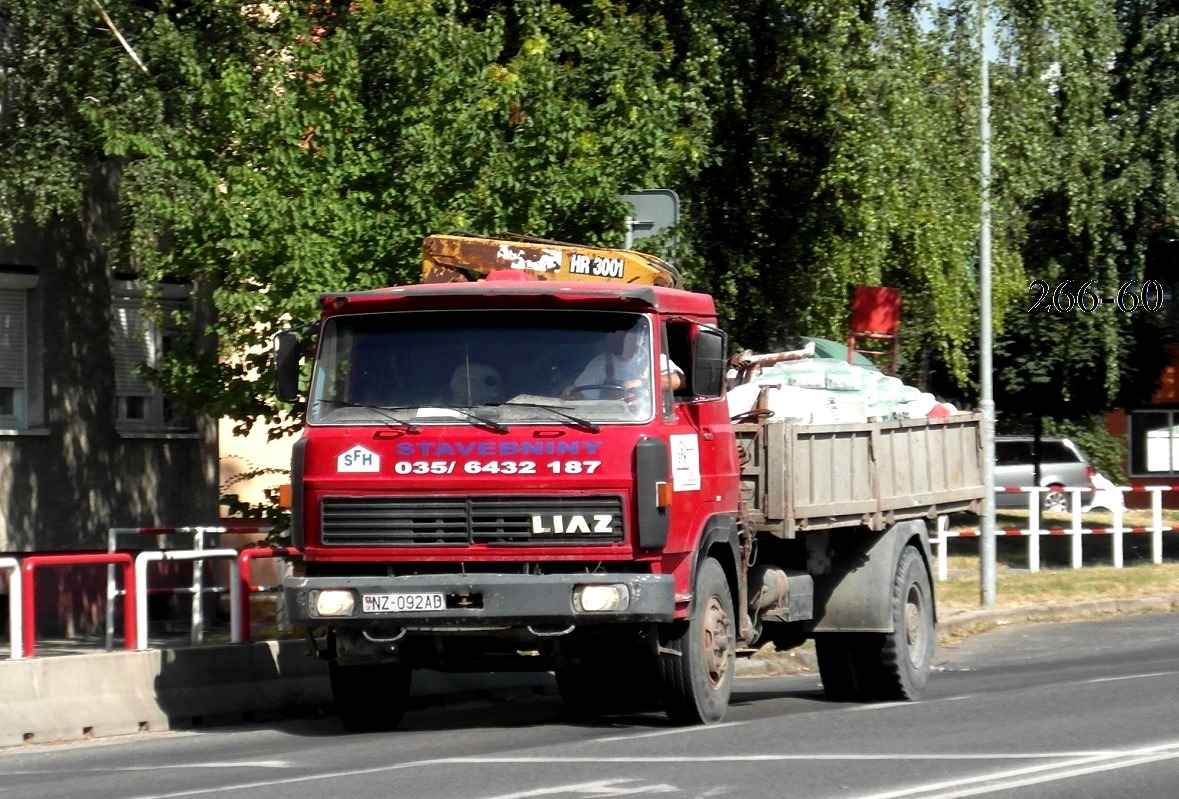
xmin=571 ymin=329 xmax=684 ymax=400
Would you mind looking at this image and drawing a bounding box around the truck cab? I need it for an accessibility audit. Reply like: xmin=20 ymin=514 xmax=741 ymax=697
xmin=279 ymin=275 xmax=739 ymax=729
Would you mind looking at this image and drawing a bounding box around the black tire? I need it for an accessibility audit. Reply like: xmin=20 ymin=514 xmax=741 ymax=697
xmin=877 ymin=545 xmax=936 ymax=700
xmin=657 ymin=558 xmax=736 ymax=725
xmin=556 ymin=656 xmax=661 ymax=719
xmin=329 ymin=659 xmax=412 ymax=732
xmin=815 ymin=545 xmax=935 ymax=702
xmin=555 ymin=664 xmax=603 ymax=719
xmin=814 ymin=633 xmax=877 ymax=702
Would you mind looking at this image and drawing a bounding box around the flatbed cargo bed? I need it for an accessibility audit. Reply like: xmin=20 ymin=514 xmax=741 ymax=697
xmin=736 ymin=413 xmax=985 ymax=537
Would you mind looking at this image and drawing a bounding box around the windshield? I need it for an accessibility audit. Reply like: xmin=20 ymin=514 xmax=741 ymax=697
xmin=307 ymin=309 xmax=660 ymax=426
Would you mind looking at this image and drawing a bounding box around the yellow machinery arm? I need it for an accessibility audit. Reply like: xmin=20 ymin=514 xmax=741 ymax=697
xmin=422 ymin=233 xmax=682 ymax=289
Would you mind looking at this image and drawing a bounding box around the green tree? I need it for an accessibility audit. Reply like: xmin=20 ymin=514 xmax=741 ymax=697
xmin=664 ymin=1 xmax=1020 ymax=390
xmin=4 ymin=0 xmax=1178 ymax=437
xmin=988 ymin=0 xmax=1179 ymax=432
xmin=1 ymin=0 xmax=716 ymax=434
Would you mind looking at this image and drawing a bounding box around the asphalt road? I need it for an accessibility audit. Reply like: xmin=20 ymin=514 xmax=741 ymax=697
xmin=2 ymin=612 xmax=1177 ymax=799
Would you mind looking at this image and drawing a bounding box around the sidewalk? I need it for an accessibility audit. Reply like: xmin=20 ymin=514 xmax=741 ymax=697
xmin=4 ymin=594 xmax=1177 ymax=747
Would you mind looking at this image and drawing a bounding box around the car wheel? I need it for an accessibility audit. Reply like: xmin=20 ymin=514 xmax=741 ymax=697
xmin=1043 ymin=484 xmax=1068 ymax=513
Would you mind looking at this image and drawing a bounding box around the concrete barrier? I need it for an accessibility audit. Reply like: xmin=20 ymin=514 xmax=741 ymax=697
xmin=0 ymin=640 xmax=554 ymax=747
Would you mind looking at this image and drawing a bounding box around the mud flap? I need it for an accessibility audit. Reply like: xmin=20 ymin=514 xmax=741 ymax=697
xmin=808 ymin=519 xmax=934 ymax=633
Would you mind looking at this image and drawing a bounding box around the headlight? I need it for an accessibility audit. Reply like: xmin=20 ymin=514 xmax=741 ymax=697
xmin=573 ymin=584 xmax=630 ymax=613
xmin=311 ymin=589 xmax=356 ymax=617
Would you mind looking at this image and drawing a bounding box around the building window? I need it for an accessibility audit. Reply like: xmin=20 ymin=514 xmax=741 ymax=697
xmin=111 ymin=291 xmax=191 ymax=433
xmin=0 ymin=288 xmax=27 ymax=427
xmin=1128 ymin=409 xmax=1179 ymax=476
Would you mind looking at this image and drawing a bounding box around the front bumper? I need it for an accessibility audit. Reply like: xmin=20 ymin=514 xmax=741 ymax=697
xmin=284 ymin=572 xmax=676 ymax=628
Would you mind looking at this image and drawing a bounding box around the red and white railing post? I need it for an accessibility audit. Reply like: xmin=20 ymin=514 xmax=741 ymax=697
xmin=22 ymin=552 xmax=137 ymax=659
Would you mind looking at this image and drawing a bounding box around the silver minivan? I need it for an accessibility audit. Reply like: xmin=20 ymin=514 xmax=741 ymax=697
xmin=994 ymin=436 xmax=1095 ymax=512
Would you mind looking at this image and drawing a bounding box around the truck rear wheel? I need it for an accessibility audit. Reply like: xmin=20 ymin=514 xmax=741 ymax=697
xmin=814 ymin=633 xmax=876 ymax=701
xmin=329 ymin=660 xmax=412 ymax=732
xmin=815 ymin=545 xmax=935 ymax=702
xmin=658 ymin=557 xmax=735 ymax=725
xmin=877 ymin=544 xmax=935 ymax=700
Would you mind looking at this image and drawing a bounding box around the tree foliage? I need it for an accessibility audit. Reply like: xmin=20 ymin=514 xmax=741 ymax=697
xmin=3 ymin=0 xmax=714 ymax=434
xmin=2 ymin=0 xmax=1178 ymax=433
xmin=986 ymin=0 xmax=1179 ymax=425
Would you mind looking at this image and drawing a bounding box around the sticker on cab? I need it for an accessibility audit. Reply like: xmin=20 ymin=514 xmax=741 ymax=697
xmin=670 ymin=434 xmax=701 ymax=491
xmin=338 ymin=445 xmax=380 ymax=473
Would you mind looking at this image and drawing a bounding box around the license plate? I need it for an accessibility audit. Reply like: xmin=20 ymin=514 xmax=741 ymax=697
xmin=362 ymin=592 xmax=445 ymax=613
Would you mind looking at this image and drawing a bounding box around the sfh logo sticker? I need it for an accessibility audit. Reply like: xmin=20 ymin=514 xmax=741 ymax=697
xmin=338 ymin=445 xmax=380 ymax=473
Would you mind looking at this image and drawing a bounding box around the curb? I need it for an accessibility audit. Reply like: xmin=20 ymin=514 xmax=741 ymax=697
xmin=935 ymin=593 xmax=1179 ymax=631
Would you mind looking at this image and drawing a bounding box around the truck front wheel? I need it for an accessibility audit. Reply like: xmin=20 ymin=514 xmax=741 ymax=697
xmin=329 ymin=660 xmax=412 ymax=732
xmin=556 ymin=655 xmax=661 ymax=719
xmin=658 ymin=557 xmax=735 ymax=725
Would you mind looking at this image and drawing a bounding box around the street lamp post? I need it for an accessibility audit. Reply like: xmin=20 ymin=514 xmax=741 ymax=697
xmin=979 ymin=0 xmax=997 ymax=607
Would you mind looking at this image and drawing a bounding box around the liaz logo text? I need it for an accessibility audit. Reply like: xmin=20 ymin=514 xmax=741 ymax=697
xmin=530 ymin=514 xmax=615 ymax=535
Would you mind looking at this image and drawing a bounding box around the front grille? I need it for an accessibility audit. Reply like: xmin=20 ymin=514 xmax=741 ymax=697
xmin=320 ymin=495 xmax=626 ymax=546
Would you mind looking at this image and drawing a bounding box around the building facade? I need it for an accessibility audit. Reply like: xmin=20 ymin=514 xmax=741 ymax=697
xmin=0 ymin=164 xmax=218 ymax=557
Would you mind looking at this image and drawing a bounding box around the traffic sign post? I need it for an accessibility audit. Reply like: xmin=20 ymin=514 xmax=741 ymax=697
xmin=621 ymin=189 xmax=680 ymax=252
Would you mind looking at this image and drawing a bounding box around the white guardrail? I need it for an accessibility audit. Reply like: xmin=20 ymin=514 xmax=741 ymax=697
xmin=133 ymin=549 xmax=242 ymax=651
xmin=0 ymin=556 xmax=22 ymax=660
xmin=934 ymin=485 xmax=1179 ymax=580
xmin=105 ymin=526 xmax=227 ymax=650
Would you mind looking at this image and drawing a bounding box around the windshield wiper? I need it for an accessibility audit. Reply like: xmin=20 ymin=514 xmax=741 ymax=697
xmin=319 ymin=400 xmax=420 ymax=432
xmin=500 ymin=400 xmax=601 ymax=433
xmin=322 ymin=400 xmax=509 ymax=433
xmin=422 ymin=405 xmax=509 ymax=433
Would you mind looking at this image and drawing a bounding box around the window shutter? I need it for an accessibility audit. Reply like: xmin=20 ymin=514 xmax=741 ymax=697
xmin=111 ymin=298 xmax=153 ymax=394
xmin=0 ymin=289 xmax=26 ymax=389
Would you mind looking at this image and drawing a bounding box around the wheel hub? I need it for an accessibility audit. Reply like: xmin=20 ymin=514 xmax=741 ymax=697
xmin=904 ymin=584 xmax=927 ymax=668
xmin=701 ymin=596 xmax=734 ymax=687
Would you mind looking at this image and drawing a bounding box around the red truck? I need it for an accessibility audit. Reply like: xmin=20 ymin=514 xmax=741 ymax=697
xmin=275 ymin=234 xmax=985 ymax=731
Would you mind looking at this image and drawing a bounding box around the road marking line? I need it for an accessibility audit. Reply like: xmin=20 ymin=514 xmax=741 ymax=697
xmin=845 ymin=695 xmax=975 ymax=712
xmin=846 ymin=702 xmax=911 ymax=712
xmin=1074 ymin=671 xmax=1175 ymax=685
xmin=409 ymin=752 xmax=1144 ymax=763
xmin=476 ymin=778 xmax=676 ymax=798
xmin=915 ymin=750 xmax=1179 ymax=799
xmin=849 ymin=740 xmax=1179 ymax=799
xmin=0 ymin=761 xmax=293 ymax=776
xmin=591 ymin=722 xmax=745 ymax=743
xmin=117 ymin=745 xmax=1179 ymax=798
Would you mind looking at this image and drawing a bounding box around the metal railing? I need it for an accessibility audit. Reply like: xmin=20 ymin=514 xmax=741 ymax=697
xmin=2 ymin=541 xmax=299 ymax=660
xmin=934 ymin=485 xmax=1179 ymax=580
xmin=238 ymin=546 xmax=299 ymax=643
xmin=0 ymin=556 xmax=23 ymax=660
xmin=133 ymin=549 xmax=241 ymax=650
xmin=20 ymin=552 xmax=138 ymax=659
xmin=105 ymin=526 xmax=227 ymax=650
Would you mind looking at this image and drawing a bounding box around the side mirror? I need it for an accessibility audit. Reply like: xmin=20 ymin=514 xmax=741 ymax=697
xmin=691 ymin=328 xmax=728 ymax=398
xmin=274 ymin=330 xmax=302 ymax=403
